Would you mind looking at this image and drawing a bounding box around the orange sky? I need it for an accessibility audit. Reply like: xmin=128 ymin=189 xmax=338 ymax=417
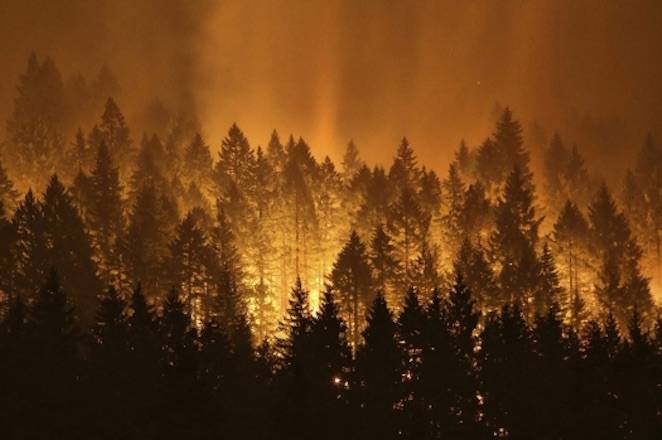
xmin=0 ymin=0 xmax=661 ymax=173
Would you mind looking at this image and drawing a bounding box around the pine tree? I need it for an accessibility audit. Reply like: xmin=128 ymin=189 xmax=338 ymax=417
xmin=6 ymin=53 xmax=65 ymax=182
xmin=389 ymin=137 xmax=421 ymax=190
xmin=397 ymin=287 xmax=427 ymax=440
xmin=552 ymin=200 xmax=590 ymax=325
xmin=98 ymin=97 xmax=133 ymax=169
xmin=354 ymin=166 xmax=393 ymax=240
xmin=460 ymin=181 xmax=492 ymax=246
xmin=454 ymin=139 xmax=474 ymax=178
xmin=40 ymin=175 xmax=101 ymax=323
xmin=534 ymin=243 xmax=565 ymax=317
xmin=624 ymin=134 xmax=662 ymax=292
xmin=123 ymin=183 xmax=171 ymax=298
xmin=69 ymin=127 xmax=94 ymax=172
xmin=454 ymin=238 xmax=498 ymax=312
xmin=410 ymin=241 xmax=442 ymax=299
xmin=308 ymin=288 xmax=352 ymax=440
xmin=418 ymin=167 xmax=441 ymax=241
xmin=354 ymin=293 xmax=403 ymax=439
xmin=88 ymin=141 xmax=124 ymax=287
xmin=266 ymin=129 xmax=286 ymax=173
xmin=129 ymin=134 xmax=168 ymax=198
xmin=89 ymin=285 xmax=131 ymax=435
xmin=165 ymin=211 xmax=214 ymax=325
xmin=158 ymin=287 xmax=197 ymax=374
xmin=588 ymin=184 xmax=653 ymax=327
xmin=245 ymin=146 xmax=279 ymax=340
xmin=493 ymin=107 xmax=529 ymax=177
xmin=489 ymin=166 xmax=542 ymax=314
xmin=419 ymin=289 xmax=454 ymax=437
xmin=475 ymin=137 xmax=501 ymax=192
xmin=340 ymin=139 xmax=364 ymax=183
xmin=329 ymin=231 xmax=373 ymax=350
xmin=27 ymin=270 xmax=80 ymax=436
xmin=183 ymin=132 xmax=213 ymax=187
xmin=214 ymin=123 xmax=255 ymax=195
xmin=542 ymin=132 xmax=569 ymax=213
xmin=389 ymin=185 xmax=426 ymax=290
xmin=209 ymin=205 xmax=245 ymax=294
xmin=445 ymin=273 xmax=481 ymax=436
xmin=369 ymin=224 xmax=400 ymax=306
xmin=479 ymin=304 xmax=535 ymax=437
xmin=272 ymin=278 xmax=315 ymax=439
xmin=0 ymin=159 xmax=19 ymax=212
xmin=440 ymin=163 xmax=465 ymax=264
xmin=531 ymin=300 xmax=573 ymax=438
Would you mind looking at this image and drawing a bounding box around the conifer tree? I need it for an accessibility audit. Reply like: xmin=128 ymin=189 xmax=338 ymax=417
xmin=531 ymin=300 xmax=573 ymax=438
xmin=369 ymin=224 xmax=400 ymax=305
xmin=89 ymin=285 xmax=131 ymax=435
xmin=588 ymin=184 xmax=653 ymax=326
xmin=418 ymin=167 xmax=441 ymax=241
xmin=454 ymin=238 xmax=498 ymax=312
xmin=340 ymin=139 xmax=364 ymax=183
xmin=88 ymin=141 xmax=124 ymax=286
xmin=308 ymin=288 xmax=352 ymax=439
xmin=479 ymin=304 xmax=534 ymax=437
xmin=0 ymin=159 xmax=19 ymax=212
xmin=489 ymin=166 xmax=542 ymax=314
xmin=389 ymin=185 xmax=426 ymax=290
xmin=183 ymin=132 xmax=213 ymax=188
xmin=329 ymin=231 xmax=373 ymax=350
xmin=165 ymin=211 xmax=213 ymax=324
xmin=389 ymin=137 xmax=421 ymax=190
xmin=397 ymin=287 xmax=427 ymax=440
xmin=445 ymin=273 xmax=481 ymax=436
xmin=10 ymin=190 xmax=48 ymax=298
xmin=453 ymin=139 xmax=474 ymax=178
xmin=266 ymin=129 xmax=286 ymax=173
xmin=460 ymin=181 xmax=492 ymax=246
xmin=552 ymin=200 xmax=590 ymax=325
xmin=123 ymin=183 xmax=171 ymax=298
xmin=214 ymin=123 xmax=255 ymax=193
xmin=409 ymin=241 xmax=442 ymax=299
xmin=440 ymin=163 xmax=466 ymax=263
xmin=354 ymin=166 xmax=393 ymax=240
xmin=6 ymin=53 xmax=65 ymax=181
xmin=41 ymin=175 xmax=101 ymax=323
xmin=354 ymin=293 xmax=403 ymax=439
xmin=271 ymin=278 xmax=315 ymax=439
xmin=534 ymin=243 xmax=565 ymax=317
xmin=98 ymin=97 xmax=133 ymax=169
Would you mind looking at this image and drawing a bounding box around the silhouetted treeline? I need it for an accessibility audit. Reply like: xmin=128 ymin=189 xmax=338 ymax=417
xmin=0 ymin=270 xmax=660 ymax=439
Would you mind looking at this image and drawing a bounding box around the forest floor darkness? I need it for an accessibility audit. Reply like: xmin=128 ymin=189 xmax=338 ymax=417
xmin=0 ymin=270 xmax=660 ymax=439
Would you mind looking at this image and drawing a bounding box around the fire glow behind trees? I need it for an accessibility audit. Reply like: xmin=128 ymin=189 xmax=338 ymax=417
xmin=0 ymin=2 xmax=661 ymax=439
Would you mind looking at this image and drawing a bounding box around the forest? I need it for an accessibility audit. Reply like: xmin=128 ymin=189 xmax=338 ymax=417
xmin=0 ymin=53 xmax=660 ymax=438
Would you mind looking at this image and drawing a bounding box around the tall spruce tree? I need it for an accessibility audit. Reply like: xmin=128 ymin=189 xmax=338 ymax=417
xmin=329 ymin=231 xmax=373 ymax=350
xmin=354 ymin=293 xmax=403 ymax=439
xmin=369 ymin=224 xmax=400 ymax=306
xmin=41 ymin=175 xmax=101 ymax=323
xmin=489 ymin=166 xmax=542 ymax=315
xmin=88 ymin=141 xmax=124 ymax=287
xmin=588 ymin=184 xmax=653 ymax=327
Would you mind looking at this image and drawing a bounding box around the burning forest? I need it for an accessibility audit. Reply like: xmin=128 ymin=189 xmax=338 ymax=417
xmin=0 ymin=1 xmax=661 ymax=439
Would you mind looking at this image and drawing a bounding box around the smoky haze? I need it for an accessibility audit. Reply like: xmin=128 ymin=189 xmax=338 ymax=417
xmin=0 ymin=0 xmax=660 ymax=172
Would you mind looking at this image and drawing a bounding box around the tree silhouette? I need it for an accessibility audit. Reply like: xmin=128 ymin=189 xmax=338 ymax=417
xmin=329 ymin=231 xmax=373 ymax=349
xmin=354 ymin=292 xmax=403 ymax=439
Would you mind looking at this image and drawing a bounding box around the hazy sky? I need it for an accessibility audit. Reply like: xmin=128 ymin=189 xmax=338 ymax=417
xmin=1 ymin=0 xmax=660 ymax=171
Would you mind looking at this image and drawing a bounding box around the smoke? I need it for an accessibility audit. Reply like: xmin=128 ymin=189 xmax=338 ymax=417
xmin=0 ymin=0 xmax=661 ymax=172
